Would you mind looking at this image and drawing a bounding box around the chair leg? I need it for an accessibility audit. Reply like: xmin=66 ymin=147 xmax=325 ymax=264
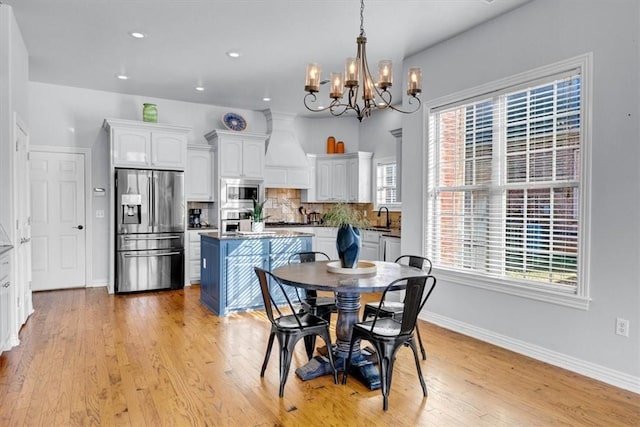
xmin=415 ymin=325 xmax=427 ymax=360
xmin=319 ymin=329 xmax=338 ymax=384
xmin=341 ymin=333 xmax=358 ymax=385
xmin=408 ymin=339 xmax=428 ymax=397
xmin=303 ymin=335 xmax=316 ymax=360
xmin=375 ymin=342 xmax=398 ymax=411
xmin=261 ymin=332 xmax=275 ymax=377
xmin=278 ymin=336 xmax=296 ymax=398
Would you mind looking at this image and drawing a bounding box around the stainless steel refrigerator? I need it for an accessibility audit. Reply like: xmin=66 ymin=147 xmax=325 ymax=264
xmin=115 ymin=168 xmax=185 ymax=293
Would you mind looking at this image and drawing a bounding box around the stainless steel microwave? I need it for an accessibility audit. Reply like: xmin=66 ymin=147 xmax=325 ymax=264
xmin=220 ymin=179 xmax=263 ymax=208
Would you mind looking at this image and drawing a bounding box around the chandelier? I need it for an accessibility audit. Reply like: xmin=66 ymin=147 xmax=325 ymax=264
xmin=303 ymin=0 xmax=422 ymax=122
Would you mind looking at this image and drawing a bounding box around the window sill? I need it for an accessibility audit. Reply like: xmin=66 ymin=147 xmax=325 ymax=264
xmin=432 ymin=267 xmax=591 ymax=310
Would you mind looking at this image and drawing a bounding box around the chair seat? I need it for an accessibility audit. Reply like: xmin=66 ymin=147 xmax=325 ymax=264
xmin=275 ymin=312 xmax=328 ymax=330
xmin=355 ymin=318 xmax=403 ymax=337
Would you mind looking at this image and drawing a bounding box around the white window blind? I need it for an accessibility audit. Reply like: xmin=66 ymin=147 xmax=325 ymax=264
xmin=427 ymin=70 xmax=582 ymax=293
xmin=376 ymin=161 xmax=398 ymax=205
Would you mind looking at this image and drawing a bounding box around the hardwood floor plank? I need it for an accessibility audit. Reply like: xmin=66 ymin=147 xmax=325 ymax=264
xmin=0 ymin=286 xmax=637 ymax=426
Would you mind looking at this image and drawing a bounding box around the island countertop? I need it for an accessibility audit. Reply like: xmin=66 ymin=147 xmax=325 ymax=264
xmin=199 ymin=230 xmax=315 ymax=240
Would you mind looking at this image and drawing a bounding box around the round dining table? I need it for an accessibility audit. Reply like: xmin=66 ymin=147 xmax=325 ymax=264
xmin=271 ymin=260 xmax=428 ymax=390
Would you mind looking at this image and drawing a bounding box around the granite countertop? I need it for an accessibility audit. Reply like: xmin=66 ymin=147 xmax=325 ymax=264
xmin=188 ymin=226 xmax=218 ymax=231
xmin=200 ymin=230 xmax=315 ymax=240
xmin=0 ymin=245 xmax=13 ymax=256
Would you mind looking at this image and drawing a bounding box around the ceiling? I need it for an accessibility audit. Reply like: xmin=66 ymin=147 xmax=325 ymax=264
xmin=5 ymin=0 xmax=530 ymax=117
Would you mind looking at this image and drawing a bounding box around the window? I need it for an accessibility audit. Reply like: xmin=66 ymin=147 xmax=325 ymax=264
xmin=426 ymin=55 xmax=591 ymax=308
xmin=375 ymin=157 xmax=400 ymax=208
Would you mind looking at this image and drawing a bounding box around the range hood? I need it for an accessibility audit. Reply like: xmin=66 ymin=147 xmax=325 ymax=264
xmin=263 ymin=110 xmax=311 ymax=189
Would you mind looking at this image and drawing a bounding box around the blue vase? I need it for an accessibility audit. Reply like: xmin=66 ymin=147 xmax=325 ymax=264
xmin=336 ymin=225 xmax=361 ymax=268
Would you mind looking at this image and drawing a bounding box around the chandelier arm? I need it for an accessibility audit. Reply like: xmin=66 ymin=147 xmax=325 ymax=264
xmin=304 ymin=92 xmax=334 ymax=113
xmin=384 ymin=96 xmax=423 ymax=114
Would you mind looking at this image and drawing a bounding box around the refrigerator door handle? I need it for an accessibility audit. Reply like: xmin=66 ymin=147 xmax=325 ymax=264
xmin=124 ymin=251 xmax=182 ymax=258
xmin=148 ymin=176 xmax=154 ymax=227
xmin=123 ymin=235 xmax=181 ymax=241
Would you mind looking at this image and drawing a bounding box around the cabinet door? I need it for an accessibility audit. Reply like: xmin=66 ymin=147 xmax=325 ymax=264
xmin=347 ymin=157 xmax=359 ymax=202
xmin=316 ymin=160 xmax=332 ymax=201
xmin=225 ymin=254 xmax=267 ymax=311
xmin=242 ymin=140 xmax=265 ymax=179
xmin=219 ymin=139 xmax=244 ymax=177
xmin=112 ymin=129 xmax=150 ymax=167
xmin=332 ymin=159 xmax=348 ymax=201
xmin=186 ymin=148 xmax=213 ymax=201
xmin=151 ymin=132 xmax=187 ymax=170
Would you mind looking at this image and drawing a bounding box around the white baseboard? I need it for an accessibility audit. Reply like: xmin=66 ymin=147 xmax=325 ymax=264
xmin=88 ymin=280 xmax=108 ymax=288
xmin=421 ymin=312 xmax=640 ymax=394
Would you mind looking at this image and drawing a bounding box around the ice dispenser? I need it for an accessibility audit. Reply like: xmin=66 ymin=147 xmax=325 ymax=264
xmin=121 ymin=193 xmax=142 ymax=224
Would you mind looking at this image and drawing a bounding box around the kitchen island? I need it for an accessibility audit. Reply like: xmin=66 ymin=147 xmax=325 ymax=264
xmin=199 ymin=230 xmax=313 ymax=315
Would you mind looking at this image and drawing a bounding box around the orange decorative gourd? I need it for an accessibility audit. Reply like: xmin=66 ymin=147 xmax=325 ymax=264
xmin=327 ymin=136 xmax=336 ymax=153
xmin=336 ymin=141 xmax=345 ymax=153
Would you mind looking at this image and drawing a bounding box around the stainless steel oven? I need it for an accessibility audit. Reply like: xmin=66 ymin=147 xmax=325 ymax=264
xmin=220 ymin=209 xmax=252 ymax=234
xmin=220 ymin=179 xmax=262 ymax=208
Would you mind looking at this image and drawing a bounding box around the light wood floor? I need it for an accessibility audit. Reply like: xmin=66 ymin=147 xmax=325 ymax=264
xmin=0 ymin=286 xmax=638 ymax=426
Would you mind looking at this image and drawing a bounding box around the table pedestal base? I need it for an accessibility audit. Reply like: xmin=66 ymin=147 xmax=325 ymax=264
xmin=295 ymin=346 xmax=381 ymax=390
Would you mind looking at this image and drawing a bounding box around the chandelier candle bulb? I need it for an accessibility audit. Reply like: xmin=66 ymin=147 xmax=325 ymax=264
xmin=407 ymin=67 xmax=422 ymax=95
xmin=330 ymin=72 xmax=344 ymax=98
xmin=364 ymin=78 xmax=375 ymax=100
xmin=345 ymin=58 xmax=359 ymax=87
xmin=305 ymin=63 xmax=321 ymax=92
xmin=378 ymin=60 xmax=393 ymax=88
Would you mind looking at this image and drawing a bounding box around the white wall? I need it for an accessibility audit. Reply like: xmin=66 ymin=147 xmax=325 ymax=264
xmin=28 ymin=82 xmax=266 ymax=284
xmin=402 ymin=0 xmax=640 ymax=389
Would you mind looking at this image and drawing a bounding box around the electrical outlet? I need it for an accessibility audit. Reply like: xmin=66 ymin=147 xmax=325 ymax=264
xmin=615 ymin=317 xmax=630 ymax=337
xmin=96 ymin=210 xmax=104 ymax=218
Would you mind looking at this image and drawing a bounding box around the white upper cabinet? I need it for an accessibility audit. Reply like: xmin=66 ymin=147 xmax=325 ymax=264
xmin=205 ymin=129 xmax=267 ymax=179
xmin=186 ymin=144 xmax=214 ymax=201
xmin=311 ymin=152 xmax=372 ymax=203
xmin=104 ymin=119 xmax=190 ymax=170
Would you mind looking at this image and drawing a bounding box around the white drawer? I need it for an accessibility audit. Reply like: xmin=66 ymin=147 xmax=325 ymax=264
xmin=314 ymin=226 xmax=337 ymax=238
xmin=362 ymin=230 xmax=381 ymax=243
xmin=189 ymin=242 xmax=201 ymax=260
xmin=188 ymin=231 xmax=202 ymax=242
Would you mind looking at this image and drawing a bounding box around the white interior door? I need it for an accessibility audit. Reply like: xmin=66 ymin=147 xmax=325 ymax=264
xmin=30 ymin=151 xmax=86 ymax=290
xmin=14 ymin=115 xmax=33 ymax=321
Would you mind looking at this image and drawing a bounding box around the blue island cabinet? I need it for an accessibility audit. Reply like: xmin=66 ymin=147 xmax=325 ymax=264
xmin=199 ymin=233 xmax=312 ymax=315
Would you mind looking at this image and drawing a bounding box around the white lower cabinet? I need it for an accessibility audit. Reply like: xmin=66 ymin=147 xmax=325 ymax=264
xmin=0 ymin=252 xmax=11 ymax=353
xmin=361 ymin=230 xmax=382 ymax=261
xmin=381 ymin=235 xmax=402 ymax=262
xmin=187 ymin=231 xmax=202 ymax=284
xmin=314 ymin=227 xmax=338 ymax=260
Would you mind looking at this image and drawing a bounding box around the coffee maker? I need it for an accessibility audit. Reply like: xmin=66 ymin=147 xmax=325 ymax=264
xmin=189 ymin=208 xmax=202 ymax=228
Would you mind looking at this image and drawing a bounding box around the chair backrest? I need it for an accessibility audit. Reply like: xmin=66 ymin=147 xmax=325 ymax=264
xmin=287 ymin=251 xmax=330 ymax=299
xmin=254 ymin=267 xmax=304 ymax=328
xmin=288 ymin=251 xmax=330 ymax=264
xmin=370 ymin=275 xmax=437 ymax=336
xmin=395 ymin=255 xmax=433 ymax=274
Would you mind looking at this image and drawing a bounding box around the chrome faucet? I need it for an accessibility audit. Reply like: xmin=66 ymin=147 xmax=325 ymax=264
xmin=377 ymin=206 xmax=391 ymax=229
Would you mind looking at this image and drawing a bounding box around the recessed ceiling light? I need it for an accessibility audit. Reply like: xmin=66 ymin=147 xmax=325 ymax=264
xmin=226 ymin=51 xmax=241 ymax=58
xmin=195 ymin=86 xmax=205 ymax=92
xmin=262 ymin=97 xmax=271 ymax=102
xmin=116 ymin=74 xmax=129 ymax=80
xmin=130 ymin=32 xmax=145 ymax=39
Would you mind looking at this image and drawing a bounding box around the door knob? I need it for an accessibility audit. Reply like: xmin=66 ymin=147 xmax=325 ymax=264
xmin=74 ymin=225 xmax=84 ymax=230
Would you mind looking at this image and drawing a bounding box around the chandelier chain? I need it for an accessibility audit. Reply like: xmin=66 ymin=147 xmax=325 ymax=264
xmin=360 ymin=0 xmax=366 ymax=37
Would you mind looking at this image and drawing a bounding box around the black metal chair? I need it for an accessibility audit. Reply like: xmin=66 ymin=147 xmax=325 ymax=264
xmin=254 ymin=267 xmax=338 ymax=397
xmin=288 ymin=251 xmax=337 ymax=359
xmin=343 ymin=274 xmax=437 ymax=410
xmin=362 ymin=255 xmax=433 ymax=360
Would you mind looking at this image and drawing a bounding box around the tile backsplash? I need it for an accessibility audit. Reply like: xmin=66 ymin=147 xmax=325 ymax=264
xmin=264 ymin=188 xmax=399 ymax=226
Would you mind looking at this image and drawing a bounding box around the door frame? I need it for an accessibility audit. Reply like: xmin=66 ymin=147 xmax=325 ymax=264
xmin=30 ymin=145 xmax=93 ymax=287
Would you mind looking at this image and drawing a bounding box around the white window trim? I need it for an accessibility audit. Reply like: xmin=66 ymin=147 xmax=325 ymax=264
xmin=374 ymin=156 xmax=402 ymax=211
xmin=423 ymin=53 xmax=593 ymax=310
